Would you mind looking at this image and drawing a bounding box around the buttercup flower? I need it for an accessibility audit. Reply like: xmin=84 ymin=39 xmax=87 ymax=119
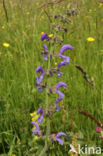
xmin=3 ymin=43 xmax=10 ymax=47
xmin=26 ymin=12 xmax=30 ymax=15
xmin=49 ymin=34 xmax=53 ymax=38
xmin=54 ymin=62 xmax=57 ymax=66
xmin=87 ymin=37 xmax=95 ymax=42
xmin=1 ymin=25 xmax=5 ymax=29
xmin=37 ymin=108 xmax=45 ymax=124
xmin=55 ymin=132 xmax=67 ymax=145
xmin=59 ymin=44 xmax=73 ymax=63
xmin=35 ymin=66 xmax=45 ymax=86
xmin=41 ymin=32 xmax=44 ymax=35
xmin=89 ymin=9 xmax=92 ymax=13
xmin=31 ymin=121 xmax=40 ymax=134
xmin=99 ymin=3 xmax=103 ymax=7
xmin=36 ymin=2 xmax=39 ymax=6
xmin=30 ymin=111 xmax=39 ymax=121
xmin=55 ymin=82 xmax=67 ymax=111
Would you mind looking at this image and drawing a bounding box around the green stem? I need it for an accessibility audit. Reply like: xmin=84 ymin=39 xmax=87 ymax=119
xmin=39 ymin=44 xmax=52 ymax=156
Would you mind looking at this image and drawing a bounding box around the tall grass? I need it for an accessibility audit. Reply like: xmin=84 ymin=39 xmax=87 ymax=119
xmin=0 ymin=0 xmax=103 ymax=155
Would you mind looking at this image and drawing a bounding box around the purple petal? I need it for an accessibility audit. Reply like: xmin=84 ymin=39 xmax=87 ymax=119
xmin=49 ymin=88 xmax=53 ymax=94
xmin=55 ymin=82 xmax=67 ymax=91
xmin=36 ymin=66 xmax=44 ymax=74
xmin=35 ymin=66 xmax=45 ymax=86
xmin=50 ymin=55 xmax=52 ymax=60
xmin=37 ymin=115 xmax=44 ymax=124
xmin=56 ymin=105 xmax=61 ymax=111
xmin=37 ymin=108 xmax=44 ymax=124
xmin=57 ymin=72 xmax=63 ymax=77
xmin=37 ymin=108 xmax=43 ymax=114
xmin=54 ymin=83 xmax=67 ymax=111
xmin=42 ymin=44 xmax=49 ymax=61
xmin=59 ymin=44 xmax=73 ymax=56
xmin=43 ymin=54 xmax=48 ymax=60
xmin=43 ymin=44 xmax=48 ymax=52
xmin=57 ymin=61 xmax=66 ymax=68
xmin=36 ymin=74 xmax=44 ymax=86
xmin=54 ymin=15 xmax=58 ymax=19
xmin=64 ymin=28 xmax=67 ymax=32
xmin=41 ymin=33 xmax=49 ymax=41
xmin=31 ymin=121 xmax=40 ymax=134
xmin=56 ymin=132 xmax=67 ymax=138
xmin=38 ymin=87 xmax=43 ymax=92
xmin=55 ymin=91 xmax=64 ymax=104
xmin=62 ymin=56 xmax=70 ymax=63
xmin=55 ymin=138 xmax=64 ymax=145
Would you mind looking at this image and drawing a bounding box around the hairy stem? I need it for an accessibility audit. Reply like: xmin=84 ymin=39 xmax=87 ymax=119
xmin=39 ymin=44 xmax=52 ymax=156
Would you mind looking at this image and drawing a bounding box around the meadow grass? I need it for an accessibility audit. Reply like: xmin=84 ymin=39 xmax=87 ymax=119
xmin=0 ymin=0 xmax=103 ymax=155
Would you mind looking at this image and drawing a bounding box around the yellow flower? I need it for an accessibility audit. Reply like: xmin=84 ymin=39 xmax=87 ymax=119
xmin=1 ymin=25 xmax=5 ymax=29
xmin=41 ymin=32 xmax=44 ymax=35
xmin=26 ymin=12 xmax=30 ymax=15
xmin=89 ymin=9 xmax=92 ymax=13
xmin=99 ymin=3 xmax=103 ymax=8
xmin=54 ymin=62 xmax=57 ymax=66
xmin=49 ymin=34 xmax=53 ymax=38
xmin=30 ymin=113 xmax=34 ymax=117
xmin=87 ymin=37 xmax=95 ymax=42
xmin=36 ymin=2 xmax=39 ymax=6
xmin=3 ymin=43 xmax=10 ymax=47
xmin=30 ymin=111 xmax=39 ymax=121
xmin=31 ymin=117 xmax=35 ymax=121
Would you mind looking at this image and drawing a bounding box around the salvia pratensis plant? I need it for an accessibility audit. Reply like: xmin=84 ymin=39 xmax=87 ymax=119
xmin=30 ymin=32 xmax=73 ymax=155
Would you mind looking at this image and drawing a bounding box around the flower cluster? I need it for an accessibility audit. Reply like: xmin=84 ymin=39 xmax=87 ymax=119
xmin=31 ymin=31 xmax=73 ymax=148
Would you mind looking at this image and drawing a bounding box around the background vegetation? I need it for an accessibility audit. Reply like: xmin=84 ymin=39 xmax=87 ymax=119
xmin=0 ymin=0 xmax=103 ymax=155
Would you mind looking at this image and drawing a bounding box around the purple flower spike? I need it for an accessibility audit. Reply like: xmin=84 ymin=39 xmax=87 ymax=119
xmin=59 ymin=44 xmax=73 ymax=63
xmin=55 ymin=132 xmax=67 ymax=145
xmin=41 ymin=44 xmax=49 ymax=61
xmin=35 ymin=66 xmax=45 ymax=86
xmin=59 ymin=44 xmax=73 ymax=55
xmin=31 ymin=121 xmax=40 ymax=134
xmin=57 ymin=62 xmax=66 ymax=77
xmin=57 ymin=61 xmax=66 ymax=68
xmin=41 ymin=33 xmax=49 ymax=41
xmin=43 ymin=44 xmax=48 ymax=51
xmin=57 ymin=72 xmax=63 ymax=77
xmin=37 ymin=108 xmax=45 ymax=124
xmin=38 ymin=87 xmax=43 ymax=92
xmin=55 ymin=82 xmax=67 ymax=111
xmin=55 ymin=82 xmax=67 ymax=90
xmin=64 ymin=28 xmax=67 ymax=32
xmin=43 ymin=55 xmax=48 ymax=60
